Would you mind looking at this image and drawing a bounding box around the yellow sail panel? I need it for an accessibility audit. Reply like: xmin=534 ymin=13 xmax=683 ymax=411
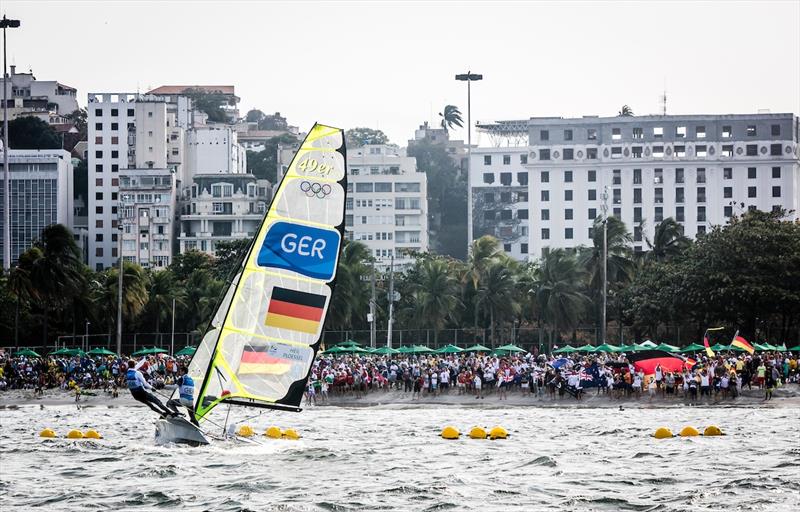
xmin=194 ymin=124 xmax=346 ymax=420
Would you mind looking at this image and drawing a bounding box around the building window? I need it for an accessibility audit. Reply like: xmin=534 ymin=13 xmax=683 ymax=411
xmin=540 ymin=130 xmax=549 ymax=141
xmin=724 ymin=206 xmax=733 ymax=218
xmin=655 ymin=188 xmax=663 ymax=204
xmin=654 ymin=168 xmax=663 ymax=184
xmin=587 ymin=128 xmax=597 ymax=140
xmin=564 ymin=170 xmax=573 ymax=182
xmin=483 ymin=155 xmax=492 ymax=165
xmin=655 ymin=206 xmax=663 ymax=222
xmin=518 ymin=209 xmax=529 ymax=220
xmin=95 ymin=164 xmax=103 ymax=173
xmin=632 ymin=146 xmax=642 ymax=158
xmin=541 ymin=209 xmax=550 ymax=221
xmin=503 ymin=155 xmax=511 ymax=165
xmin=500 ymin=192 xmax=512 ymax=202
xmin=588 ymin=189 xmax=596 ymax=200
xmin=652 ymin=146 xmax=664 ymax=158
xmin=676 ymin=187 xmax=685 ymax=203
xmin=611 ymin=147 xmax=622 ymax=158
xmin=112 ymin=164 xmax=118 ymax=173
xmin=541 ymin=228 xmax=550 ymax=240
xmin=633 ymin=168 xmax=642 ymax=184
xmin=674 ymin=145 xmax=685 ymax=158
xmin=541 ymin=190 xmax=550 ymax=202
xmin=748 ymin=186 xmax=757 ymax=198
xmin=723 ymin=167 xmax=732 ymax=180
xmin=676 ymin=126 xmax=686 ymax=138
xmin=697 ymin=206 xmax=706 ymax=222
xmin=540 ymin=149 xmax=550 ymax=160
xmin=111 ymin=150 xmax=119 ymax=158
xmin=500 ymin=210 xmax=512 ymax=220
xmin=612 ymin=128 xmax=621 ymax=141
xmin=613 ymin=207 xmax=621 ymax=218
xmin=613 ymin=189 xmax=621 ymax=204
xmin=565 ymin=228 xmax=573 ymax=239
xmin=746 ymin=144 xmax=758 ymax=156
xmin=95 ymin=150 xmax=103 ymax=158
xmin=94 ymin=108 xmax=102 ymax=117
xmin=564 ymin=190 xmax=573 ymax=201
xmin=518 ymin=191 xmax=528 ymax=202
xmin=696 ymin=145 xmax=707 ymax=157
xmin=772 ymin=186 xmax=781 ymax=198
xmin=722 ymin=145 xmax=734 ymax=157
xmin=541 ymin=171 xmax=549 ymax=183
xmin=612 ymin=169 xmax=621 ymax=185
xmin=697 ymin=187 xmax=706 ymax=203
xmin=724 ymin=187 xmax=732 ymax=198
xmin=564 ymin=208 xmax=573 ymax=220
xmin=520 ymin=154 xmax=528 ymax=164
xmin=563 ymin=148 xmax=574 ymax=160
xmin=633 ymin=188 xmax=642 ymax=204
xmin=503 ymin=243 xmax=511 ymax=252
xmin=634 ymin=226 xmax=642 ymax=242
xmin=632 ymin=127 xmax=643 ymax=139
xmin=770 ymin=144 xmax=782 ymax=156
xmin=500 ymin=172 xmax=512 ymax=186
xmin=483 ymin=173 xmax=494 ymax=184
xmin=518 ymin=172 xmax=528 ymax=185
xmin=722 ymin=126 xmax=732 ymax=138
xmin=772 ymin=166 xmax=781 ymax=178
xmin=696 ymin=126 xmax=706 ymax=138
xmin=675 ymin=168 xmax=684 ymax=183
xmin=355 ymin=183 xmax=374 ymax=192
xmin=521 ymin=243 xmax=528 ymax=254
xmin=697 ymin=225 xmax=706 ymax=234
xmin=676 ymin=206 xmax=684 ymax=222
xmin=110 ymin=108 xmax=118 ymax=116
xmin=587 ymin=148 xmax=597 ymax=159
xmin=748 ymin=167 xmax=757 ymax=179
xmin=653 ymin=127 xmax=663 ymax=138
xmin=771 ymin=124 xmax=780 ymax=136
xmin=697 ymin=168 xmax=706 ymax=183
xmin=746 ymin=125 xmax=756 ymax=136
xmin=588 ymin=208 xmax=596 ymax=219
xmin=634 ymin=207 xmax=642 ymax=223
xmin=564 ymin=129 xmax=573 ymax=141
xmin=588 ymin=170 xmax=596 ymax=182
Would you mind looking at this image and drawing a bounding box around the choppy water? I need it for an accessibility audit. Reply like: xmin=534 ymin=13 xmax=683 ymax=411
xmin=1 ymin=404 xmax=798 ymax=511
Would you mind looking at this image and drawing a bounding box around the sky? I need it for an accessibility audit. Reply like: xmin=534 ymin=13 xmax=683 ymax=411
xmin=3 ymin=0 xmax=799 ymax=146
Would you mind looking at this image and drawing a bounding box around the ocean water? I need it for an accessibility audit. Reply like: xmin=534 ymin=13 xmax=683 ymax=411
xmin=0 ymin=404 xmax=798 ymax=511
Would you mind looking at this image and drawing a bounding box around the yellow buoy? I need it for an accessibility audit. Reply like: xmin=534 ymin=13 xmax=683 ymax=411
xmin=469 ymin=426 xmax=487 ymax=439
xmin=282 ymin=428 xmax=300 ymax=440
xmin=678 ymin=426 xmax=699 ymax=437
xmin=703 ymin=425 xmax=723 ymax=436
xmin=84 ymin=429 xmax=103 ymax=439
xmin=66 ymin=429 xmax=84 ymax=439
xmin=236 ymin=425 xmax=255 ymax=437
xmin=653 ymin=427 xmax=673 ymax=439
xmin=39 ymin=428 xmax=56 ymax=438
xmin=441 ymin=426 xmax=460 ymax=439
xmin=264 ymin=426 xmax=282 ymax=439
xmin=489 ymin=426 xmax=508 ymax=440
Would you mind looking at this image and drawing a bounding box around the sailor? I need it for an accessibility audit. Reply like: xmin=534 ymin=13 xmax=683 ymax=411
xmin=126 ymin=360 xmax=174 ymax=416
xmin=177 ymin=367 xmax=199 ymax=426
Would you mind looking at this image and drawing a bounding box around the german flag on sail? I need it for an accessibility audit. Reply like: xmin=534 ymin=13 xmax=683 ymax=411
xmin=239 ymin=345 xmax=292 ymax=375
xmin=265 ymin=287 xmax=326 ymax=334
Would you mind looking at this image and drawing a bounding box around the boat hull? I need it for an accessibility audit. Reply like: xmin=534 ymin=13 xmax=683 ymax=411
xmin=154 ymin=416 xmax=210 ymax=446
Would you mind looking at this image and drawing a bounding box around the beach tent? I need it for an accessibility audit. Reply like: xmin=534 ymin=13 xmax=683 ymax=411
xmin=51 ymin=347 xmax=86 ymax=357
xmin=131 ymin=347 xmax=169 ymax=356
xmin=552 ymin=345 xmax=577 ymax=354
xmin=86 ymin=348 xmax=116 ymax=356
xmin=436 ymin=344 xmax=463 ymax=354
xmin=372 ymin=346 xmax=399 ymax=355
xmin=575 ymin=344 xmax=596 ymax=352
xmin=681 ymin=343 xmax=706 ymax=353
xmin=13 ymin=348 xmax=41 ymax=358
xmin=494 ymin=344 xmax=526 ymax=354
xmin=594 ymin=343 xmax=622 ymax=353
xmin=464 ymin=344 xmax=492 ymax=353
xmin=175 ymin=346 xmax=196 ymax=357
xmin=655 ymin=343 xmax=681 ymax=353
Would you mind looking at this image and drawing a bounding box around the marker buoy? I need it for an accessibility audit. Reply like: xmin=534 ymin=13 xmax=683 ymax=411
xmin=236 ymin=425 xmax=255 ymax=437
xmin=39 ymin=428 xmax=56 ymax=438
xmin=84 ymin=429 xmax=103 ymax=439
xmin=653 ymin=427 xmax=673 ymax=439
xmin=469 ymin=426 xmax=487 ymax=439
xmin=66 ymin=429 xmax=84 ymax=439
xmin=678 ymin=426 xmax=699 ymax=437
xmin=282 ymin=428 xmax=300 ymax=440
xmin=441 ymin=426 xmax=460 ymax=439
xmin=703 ymin=425 xmax=723 ymax=436
xmin=489 ymin=426 xmax=508 ymax=440
xmin=265 ymin=426 xmax=282 ymax=439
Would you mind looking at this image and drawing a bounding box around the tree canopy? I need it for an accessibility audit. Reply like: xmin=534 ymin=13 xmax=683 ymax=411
xmin=345 ymin=127 xmax=389 ymax=147
xmin=8 ymin=116 xmax=62 ymax=150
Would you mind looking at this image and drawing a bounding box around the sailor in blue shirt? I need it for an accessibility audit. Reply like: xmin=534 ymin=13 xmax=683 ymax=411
xmin=126 ymin=360 xmax=174 ymax=416
xmin=176 ymin=367 xmax=199 ymax=426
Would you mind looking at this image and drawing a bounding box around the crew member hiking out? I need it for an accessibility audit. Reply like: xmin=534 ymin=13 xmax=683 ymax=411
xmin=177 ymin=367 xmax=199 ymax=426
xmin=126 ymin=360 xmax=175 ymax=416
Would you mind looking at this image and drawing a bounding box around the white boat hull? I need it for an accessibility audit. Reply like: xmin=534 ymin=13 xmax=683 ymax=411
xmin=154 ymin=416 xmax=210 ymax=446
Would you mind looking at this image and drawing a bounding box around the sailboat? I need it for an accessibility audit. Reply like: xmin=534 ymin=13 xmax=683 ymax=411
xmin=155 ymin=124 xmax=347 ymax=446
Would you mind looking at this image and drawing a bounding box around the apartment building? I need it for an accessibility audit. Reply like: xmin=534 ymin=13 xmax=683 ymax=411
xmin=472 ymin=113 xmax=799 ymax=259
xmin=1 ymin=66 xmax=78 ymax=123
xmin=0 ymin=149 xmax=73 ymax=266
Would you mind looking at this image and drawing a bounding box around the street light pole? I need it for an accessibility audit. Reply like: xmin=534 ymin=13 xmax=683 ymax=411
xmin=455 ymin=71 xmax=482 ymax=255
xmin=116 ymin=225 xmax=123 ymax=355
xmin=170 ymin=297 xmax=176 ymax=355
xmin=84 ymin=320 xmax=90 ymax=351
xmin=2 ymin=15 xmax=21 ymax=271
xmin=601 ymin=186 xmax=609 ymax=345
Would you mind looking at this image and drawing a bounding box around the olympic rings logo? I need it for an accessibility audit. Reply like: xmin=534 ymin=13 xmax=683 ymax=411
xmin=300 ymin=181 xmax=332 ymax=198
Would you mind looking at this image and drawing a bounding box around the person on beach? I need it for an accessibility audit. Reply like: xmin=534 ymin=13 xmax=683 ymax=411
xmin=126 ymin=360 xmax=175 ymax=416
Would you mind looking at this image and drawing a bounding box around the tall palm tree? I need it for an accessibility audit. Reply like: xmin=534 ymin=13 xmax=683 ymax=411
xmin=618 ymin=105 xmax=634 ymax=116
xmin=647 ymin=217 xmax=690 ymax=261
xmin=98 ymin=262 xmax=150 ymax=330
xmin=536 ymin=249 xmax=590 ymax=348
xmin=408 ymin=257 xmax=462 ymax=344
xmin=439 ymin=105 xmax=464 ymax=132
xmin=476 ymin=257 xmax=520 ymax=346
xmin=462 ymin=236 xmax=504 ymax=334
xmin=182 ymin=269 xmax=225 ymax=336
xmin=147 ymin=269 xmax=185 ymax=334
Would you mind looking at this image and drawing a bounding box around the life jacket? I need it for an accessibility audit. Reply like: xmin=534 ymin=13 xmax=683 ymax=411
xmin=179 ymin=375 xmax=194 ymax=402
xmin=126 ymin=369 xmax=142 ymax=390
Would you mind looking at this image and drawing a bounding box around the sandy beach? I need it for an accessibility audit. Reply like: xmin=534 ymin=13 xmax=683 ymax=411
xmin=2 ymin=384 xmax=798 ymax=409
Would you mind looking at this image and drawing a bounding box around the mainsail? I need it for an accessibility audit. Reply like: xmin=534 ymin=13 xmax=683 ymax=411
xmin=188 ymin=124 xmax=346 ymax=421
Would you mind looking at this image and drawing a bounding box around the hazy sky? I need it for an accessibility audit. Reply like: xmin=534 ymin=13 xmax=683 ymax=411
xmin=3 ymin=0 xmax=799 ymax=145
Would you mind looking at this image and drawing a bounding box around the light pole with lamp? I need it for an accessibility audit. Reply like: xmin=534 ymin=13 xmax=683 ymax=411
xmin=2 ymin=15 xmax=21 ymax=271
xmin=455 ymin=71 xmax=482 ymax=255
xmin=84 ymin=320 xmax=90 ymax=352
xmin=116 ymin=223 xmax=123 ymax=355
xmin=601 ymin=186 xmax=609 ymax=345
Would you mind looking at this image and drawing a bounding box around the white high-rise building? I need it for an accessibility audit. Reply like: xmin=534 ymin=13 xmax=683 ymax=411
xmin=473 ymin=113 xmax=800 ymax=260
xmin=186 ymin=126 xmax=247 ymax=176
xmin=345 ymin=145 xmax=428 ymax=269
xmin=0 ymin=149 xmax=73 ymax=266
xmin=119 ymin=169 xmax=176 ymax=269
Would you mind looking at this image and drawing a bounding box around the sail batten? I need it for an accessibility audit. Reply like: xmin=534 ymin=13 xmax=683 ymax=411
xmin=188 ymin=124 xmax=346 ymax=421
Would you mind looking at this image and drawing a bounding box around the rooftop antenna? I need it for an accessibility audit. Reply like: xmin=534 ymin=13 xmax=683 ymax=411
xmin=660 ymin=78 xmax=667 ymax=116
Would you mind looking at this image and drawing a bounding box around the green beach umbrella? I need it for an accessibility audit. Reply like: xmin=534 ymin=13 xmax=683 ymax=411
xmin=175 ymin=346 xmax=196 ymax=357
xmin=410 ymin=345 xmax=434 ymax=354
xmin=655 ymin=343 xmax=681 ymax=353
xmin=681 ymin=343 xmax=706 ymax=353
xmin=372 ymin=346 xmax=400 ymax=355
xmin=788 ymin=345 xmax=800 ymax=352
xmin=436 ymin=344 xmax=464 ymax=354
xmin=13 ymin=348 xmax=41 ymax=358
xmin=131 ymin=346 xmax=169 ymax=357
xmin=396 ymin=345 xmax=416 ymax=354
xmin=618 ymin=344 xmax=636 ymax=352
xmin=775 ymin=344 xmax=787 ymax=351
xmin=552 ymin=345 xmax=577 ymax=354
xmin=754 ymin=342 xmax=777 ymax=351
xmin=464 ymin=344 xmax=492 ymax=353
xmin=575 ymin=344 xmax=596 ymax=352
xmin=322 ymin=345 xmax=349 ymax=355
xmin=86 ymin=348 xmax=116 ymax=356
xmin=634 ymin=340 xmax=658 ymax=351
xmin=594 ymin=343 xmax=622 ymax=353
xmin=494 ymin=344 xmax=526 ymax=353
xmin=51 ymin=347 xmax=86 ymax=357
xmin=709 ymin=343 xmax=728 ymax=352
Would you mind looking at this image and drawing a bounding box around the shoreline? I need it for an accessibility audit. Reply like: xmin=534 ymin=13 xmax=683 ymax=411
xmin=1 ymin=385 xmax=798 ymax=410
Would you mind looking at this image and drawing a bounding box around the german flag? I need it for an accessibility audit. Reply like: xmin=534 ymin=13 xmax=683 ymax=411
xmin=731 ymin=331 xmax=755 ymax=354
xmin=265 ymin=287 xmax=326 ymax=334
xmin=239 ymin=345 xmax=293 ymax=375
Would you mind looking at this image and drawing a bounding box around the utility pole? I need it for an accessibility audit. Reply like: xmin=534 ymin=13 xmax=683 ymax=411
xmin=455 ymin=71 xmax=482 ymax=256
xmin=84 ymin=320 xmax=90 ymax=351
xmin=601 ymin=186 xmax=609 ymax=345
xmin=2 ymin=15 xmax=21 ymax=271
xmin=387 ymin=254 xmax=394 ymax=348
xmin=116 ymin=225 xmax=123 ymax=355
xmin=369 ymin=261 xmax=376 ymax=348
xmin=170 ymin=297 xmax=176 ymax=355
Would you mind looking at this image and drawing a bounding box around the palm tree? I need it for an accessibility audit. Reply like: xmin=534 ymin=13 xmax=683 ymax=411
xmin=618 ymin=105 xmax=634 ymax=116
xmin=580 ymin=216 xmax=634 ymax=295
xmin=326 ymin=241 xmax=372 ymax=331
xmin=439 ymin=105 xmax=464 ymax=132
xmin=147 ymin=270 xmax=185 ymax=334
xmin=462 ymin=236 xmax=504 ymax=335
xmin=646 ymin=217 xmax=690 ymax=261
xmin=536 ymin=249 xmax=590 ymax=349
xmin=98 ymin=262 xmax=150 ymax=330
xmin=408 ymin=257 xmax=462 ymax=344
xmin=475 ymin=257 xmax=520 ymax=346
